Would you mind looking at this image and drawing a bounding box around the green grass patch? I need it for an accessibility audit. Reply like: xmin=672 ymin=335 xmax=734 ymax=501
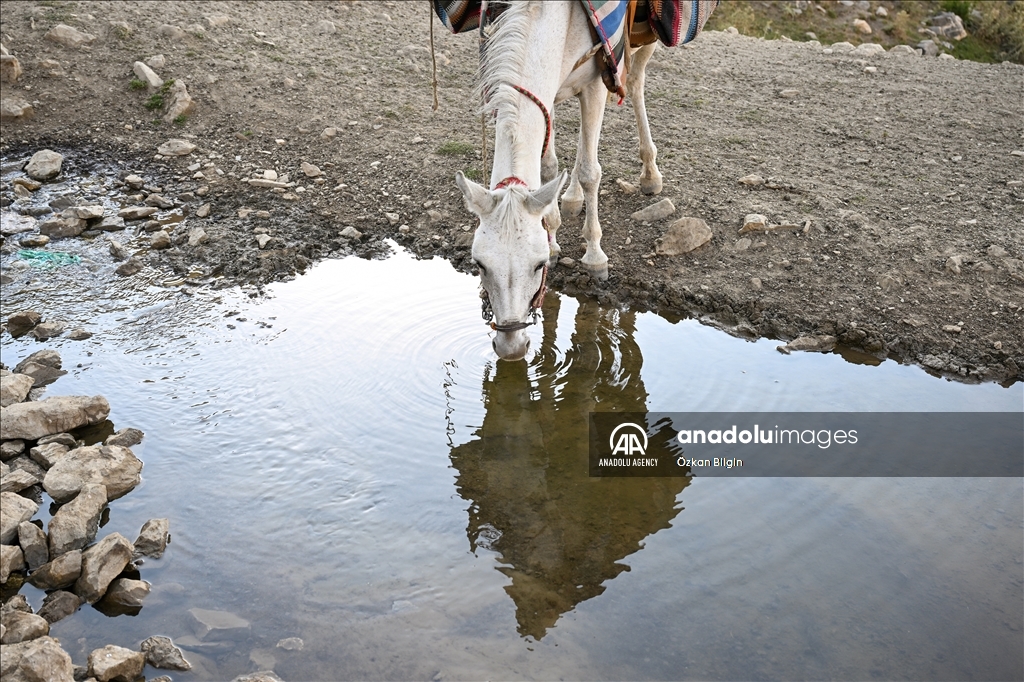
xmin=129 ymin=79 xmax=146 ymax=91
xmin=464 ymin=168 xmax=483 ymax=182
xmin=173 ymin=114 xmax=188 ymax=126
xmin=145 ymin=94 xmax=164 ymax=110
xmin=437 ymin=141 xmax=475 ymax=157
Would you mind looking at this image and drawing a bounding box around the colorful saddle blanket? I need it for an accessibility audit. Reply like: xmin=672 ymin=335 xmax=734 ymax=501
xmin=432 ymin=0 xmax=720 ymax=97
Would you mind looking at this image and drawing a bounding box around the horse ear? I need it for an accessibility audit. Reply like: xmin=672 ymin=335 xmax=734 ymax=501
xmin=525 ymin=171 xmax=568 ymax=215
xmin=455 ymin=171 xmax=497 ymax=216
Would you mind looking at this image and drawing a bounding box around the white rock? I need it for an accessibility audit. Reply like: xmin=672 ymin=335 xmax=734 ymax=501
xmin=340 ymin=226 xmax=363 ymax=239
xmin=162 ymin=80 xmax=196 ymax=123
xmin=854 ymin=42 xmax=886 ymax=56
xmin=630 ymin=198 xmax=675 ymax=222
xmin=875 ymin=6 xmax=888 ymax=17
xmin=1 ymin=54 xmax=22 ymax=83
xmin=0 ymin=373 xmax=34 ymax=408
xmin=88 ymin=644 xmax=146 ymax=681
xmin=0 ymin=543 xmax=25 ymax=583
xmin=739 ymin=214 xmax=769 ymax=233
xmin=852 ymin=18 xmax=872 ymax=34
xmin=75 ymin=532 xmax=134 ymax=603
xmin=189 ymin=608 xmax=251 ymax=641
xmin=738 ymin=174 xmax=764 ymax=186
xmin=25 ymin=149 xmax=63 ymax=180
xmin=300 ymin=162 xmax=322 ymax=177
xmin=315 ymin=20 xmax=337 ymax=34
xmin=0 ymin=395 xmax=110 ymax=442
xmin=778 ymin=89 xmax=799 ymax=99
xmin=156 ymin=138 xmax=196 ymax=156
xmin=205 ymin=14 xmax=233 ymax=28
xmin=0 ymin=96 xmax=34 ymax=122
xmin=47 ymin=482 xmax=108 ymax=557
xmin=1 ymin=492 xmax=39 ymax=544
xmin=157 ymin=24 xmax=187 ymax=41
xmin=133 ymin=61 xmax=162 ymax=88
xmin=44 ymin=24 xmax=97 ymax=49
xmin=42 ymin=444 xmax=142 ymax=503
xmin=146 ymin=54 xmax=166 ymax=69
xmin=0 ymin=637 xmax=74 ymax=681
xmin=74 ymin=205 xmax=105 ymax=220
xmin=188 ymin=227 xmax=208 ymax=246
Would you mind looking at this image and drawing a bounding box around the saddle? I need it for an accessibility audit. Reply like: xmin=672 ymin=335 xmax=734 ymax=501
xmin=432 ymin=0 xmax=719 ymax=98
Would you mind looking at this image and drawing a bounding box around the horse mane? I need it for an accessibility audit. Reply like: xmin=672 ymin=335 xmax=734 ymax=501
xmin=478 ymin=1 xmax=536 ymax=155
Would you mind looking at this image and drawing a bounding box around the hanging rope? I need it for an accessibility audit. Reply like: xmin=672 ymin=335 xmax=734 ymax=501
xmin=479 ymin=0 xmax=490 ymax=182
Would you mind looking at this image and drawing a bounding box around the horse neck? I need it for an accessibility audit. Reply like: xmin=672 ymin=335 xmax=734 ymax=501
xmin=485 ymin=2 xmax=572 ymax=190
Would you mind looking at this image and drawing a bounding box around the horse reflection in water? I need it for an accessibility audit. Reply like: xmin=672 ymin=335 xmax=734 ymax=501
xmin=449 ymin=295 xmax=690 ymax=639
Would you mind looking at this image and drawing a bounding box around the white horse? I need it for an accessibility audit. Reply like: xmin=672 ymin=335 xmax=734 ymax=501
xmin=455 ymin=0 xmax=662 ymax=361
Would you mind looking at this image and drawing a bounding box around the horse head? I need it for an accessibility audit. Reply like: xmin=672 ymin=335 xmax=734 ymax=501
xmin=456 ymin=170 xmax=567 ymax=361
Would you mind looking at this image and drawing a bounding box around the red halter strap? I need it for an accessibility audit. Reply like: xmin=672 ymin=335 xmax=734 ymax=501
xmin=493 ymin=176 xmax=528 ymax=190
xmin=510 ymin=84 xmax=552 ymax=159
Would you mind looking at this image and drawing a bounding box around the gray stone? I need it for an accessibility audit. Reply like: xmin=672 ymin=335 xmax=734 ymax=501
xmin=87 ymin=644 xmax=146 ymax=682
xmin=163 ymin=80 xmax=197 ymax=123
xmin=104 ymin=428 xmax=144 ymax=448
xmin=0 ymin=395 xmax=110 ymax=441
xmin=39 ymin=214 xmax=86 ymax=238
xmin=738 ymin=173 xmax=764 ymax=185
xmin=187 ymin=227 xmax=208 ymax=246
xmin=189 ymin=607 xmax=251 ymax=641
xmin=930 ymin=12 xmax=967 ymax=40
xmin=300 ymin=162 xmax=322 ymax=177
xmin=1 ymin=214 xmax=38 ymax=237
xmin=1 ymin=440 xmax=25 ymax=461
xmin=28 ymin=549 xmax=81 ymax=590
xmin=48 ymin=483 xmax=107 ymax=556
xmin=1 ymin=373 xmax=33 ymax=407
xmin=889 ymin=44 xmax=918 ymax=55
xmin=30 ymin=443 xmax=69 ymax=468
xmin=0 ymin=468 xmax=39 ymax=494
xmin=37 ymin=590 xmax=80 ymax=624
xmin=340 ymin=226 xmax=362 ymax=239
xmin=18 ymin=234 xmax=50 ymax=248
xmin=150 ymin=231 xmax=171 ymax=249
xmin=109 ymin=240 xmax=129 ymax=261
xmin=30 ymin=321 xmax=67 ymax=341
xmin=257 ymin=234 xmax=272 ymax=249
xmin=786 ymin=335 xmax=837 ymax=353
xmin=146 ymin=53 xmax=166 ymax=69
xmin=124 ymin=174 xmax=144 ymax=189
xmin=854 ymin=42 xmax=886 ymax=56
xmin=96 ymin=215 xmax=126 ymax=231
xmin=233 ymin=672 xmax=284 ymax=682
xmin=14 ymin=350 xmax=61 ymax=374
xmin=67 ymin=328 xmax=92 ymax=341
xmin=987 ymin=244 xmax=1009 ymax=258
xmin=115 ymin=258 xmax=143 ymax=277
xmin=315 ymin=19 xmax=337 ymax=34
xmin=74 ymin=205 xmax=105 ymax=220
xmin=1 ymin=542 xmax=25 ymax=583
xmin=75 ymin=532 xmax=134 ymax=603
xmin=276 ymin=637 xmax=304 ymax=651
xmin=157 ymin=138 xmax=196 ymax=157
xmin=134 ymin=518 xmax=170 ymax=558
xmin=142 ymin=636 xmax=192 ymax=671
xmin=37 ymin=433 xmax=76 ymax=448
xmin=1 ymin=594 xmax=31 ymax=614
xmin=0 ymin=96 xmax=34 ymax=122
xmin=1 ymin=492 xmax=39 ymax=543
xmin=739 ymin=213 xmax=769 ymax=233
xmin=157 ymin=24 xmax=188 ymax=40
xmin=43 ymin=444 xmax=142 ymax=503
xmin=946 ymin=254 xmax=963 ymax=275
xmin=196 ymin=203 xmax=211 ymax=218
xmin=631 ymin=198 xmax=676 ymax=222
xmin=0 ymin=610 xmax=48 ymax=644
xmin=655 ymin=217 xmax=713 ymax=256
xmin=6 ymin=311 xmax=41 ymax=337
xmin=104 ymin=578 xmax=150 ymax=607
xmin=9 ymin=456 xmax=46 ymax=482
xmin=132 ymin=61 xmax=162 ymax=89
xmin=25 ymin=150 xmax=63 ymax=181
xmin=145 ymin=193 xmax=174 ymax=209
xmin=0 ymin=636 xmax=75 ymax=682
xmin=205 ymin=14 xmax=233 ymax=28
xmin=18 ymin=521 xmax=48 ymax=569
xmin=44 ymin=24 xmax=97 ymax=49
xmin=918 ymin=39 xmax=939 ymax=57
xmin=118 ymin=206 xmax=158 ymax=220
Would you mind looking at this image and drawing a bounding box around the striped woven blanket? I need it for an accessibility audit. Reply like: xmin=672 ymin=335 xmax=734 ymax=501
xmin=432 ymin=0 xmax=720 ymax=97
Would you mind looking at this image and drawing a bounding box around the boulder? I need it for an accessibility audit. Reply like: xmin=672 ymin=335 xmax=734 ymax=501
xmin=1 ymin=492 xmax=39 ymax=543
xmin=48 ymin=483 xmax=107 ymax=556
xmin=134 ymin=518 xmax=170 ymax=558
xmin=132 ymin=60 xmax=162 ymax=88
xmin=29 ymin=442 xmax=69 ymax=468
xmin=0 ymin=610 xmax=48 ymax=644
xmin=104 ymin=428 xmax=144 ymax=448
xmin=162 ymin=80 xmax=197 ymax=124
xmin=6 ymin=310 xmax=41 ymax=337
xmin=0 ymin=636 xmax=75 ymax=682
xmin=118 ymin=206 xmax=158 ymax=220
xmin=1 ymin=542 xmax=25 ymax=583
xmin=30 ymin=320 xmax=67 ymax=341
xmin=785 ymin=335 xmax=837 ymax=353
xmin=37 ymin=433 xmax=77 ymax=448
xmin=103 ymin=578 xmax=150 ymax=607
xmin=18 ymin=521 xmax=48 ymax=569
xmin=0 ymin=54 xmax=22 ymax=83
xmin=87 ymin=644 xmax=146 ymax=682
xmin=0 ymin=440 xmax=25 ymax=461
xmin=1 ymin=467 xmax=40 ymax=494
xmin=0 ymin=395 xmax=110 ymax=441
xmin=44 ymin=24 xmax=97 ymax=49
xmin=24 ymin=150 xmax=63 ymax=181
xmin=630 ymin=198 xmax=675 ymax=222
xmin=13 ymin=357 xmax=67 ymax=388
xmin=655 ymin=217 xmax=713 ymax=256
xmin=0 ymin=373 xmax=33 ymax=407
xmin=0 ymin=96 xmax=34 ymax=122
xmin=141 ymin=636 xmax=192 ymax=671
xmin=43 ymin=445 xmax=141 ymax=503
xmin=156 ymin=139 xmax=196 ymax=156
xmin=28 ymin=550 xmax=81 ymax=590
xmin=37 ymin=590 xmax=81 ymax=624
xmin=14 ymin=349 xmax=62 ymax=374
xmin=75 ymin=532 xmax=133 ymax=603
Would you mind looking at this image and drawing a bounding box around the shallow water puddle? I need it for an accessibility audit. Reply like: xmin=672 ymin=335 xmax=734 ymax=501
xmin=3 ymin=248 xmax=1021 ymax=681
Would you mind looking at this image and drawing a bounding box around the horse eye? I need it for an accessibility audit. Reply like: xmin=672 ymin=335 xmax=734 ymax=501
xmin=534 ymin=262 xmax=546 ymax=272
xmin=474 ymin=261 xmax=487 ymax=275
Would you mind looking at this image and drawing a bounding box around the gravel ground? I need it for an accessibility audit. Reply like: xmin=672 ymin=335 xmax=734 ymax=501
xmin=1 ymin=0 xmax=1021 ymax=383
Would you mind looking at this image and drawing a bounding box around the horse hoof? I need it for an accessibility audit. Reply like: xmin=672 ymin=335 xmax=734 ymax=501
xmin=561 ymin=198 xmax=584 ymax=218
xmin=583 ymin=262 xmax=609 ymax=282
xmin=641 ymin=176 xmax=663 ymax=195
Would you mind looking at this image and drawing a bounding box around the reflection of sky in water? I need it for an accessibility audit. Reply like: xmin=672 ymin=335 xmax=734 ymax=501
xmin=2 ymin=248 xmax=1020 ymax=681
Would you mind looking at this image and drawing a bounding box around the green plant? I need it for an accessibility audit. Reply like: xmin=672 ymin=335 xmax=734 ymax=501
xmin=129 ymin=78 xmax=146 ymax=91
xmin=173 ymin=114 xmax=188 ymax=125
xmin=941 ymin=0 xmax=974 ymax=22
xmin=145 ymin=94 xmax=164 ymax=110
xmin=160 ymin=79 xmax=175 ymax=94
xmin=437 ymin=141 xmax=475 ymax=157
xmin=243 ymin=129 xmax=254 ymax=138
xmin=464 ymin=168 xmax=482 ymax=181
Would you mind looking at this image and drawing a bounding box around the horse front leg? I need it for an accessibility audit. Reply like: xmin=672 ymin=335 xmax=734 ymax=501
xmin=541 ymin=127 xmax=562 ymax=262
xmin=575 ymin=79 xmax=608 ymax=280
xmin=628 ymin=42 xmax=663 ymax=195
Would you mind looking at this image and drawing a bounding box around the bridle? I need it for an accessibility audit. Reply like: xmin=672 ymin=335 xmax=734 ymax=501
xmin=479 ymin=173 xmax=550 ymax=333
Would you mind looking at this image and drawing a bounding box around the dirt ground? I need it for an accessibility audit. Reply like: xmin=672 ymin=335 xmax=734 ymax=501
xmin=1 ymin=0 xmax=1021 ymax=383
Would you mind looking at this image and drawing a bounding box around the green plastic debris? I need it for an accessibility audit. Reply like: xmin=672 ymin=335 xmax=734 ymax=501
xmin=17 ymin=249 xmax=82 ymax=268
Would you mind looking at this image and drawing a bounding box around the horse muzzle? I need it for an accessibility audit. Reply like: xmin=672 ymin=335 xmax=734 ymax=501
xmin=492 ymin=327 xmax=530 ymax=361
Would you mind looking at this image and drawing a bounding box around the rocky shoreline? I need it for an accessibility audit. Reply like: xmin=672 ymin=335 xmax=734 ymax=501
xmin=1 ymin=348 xmax=285 ymax=682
